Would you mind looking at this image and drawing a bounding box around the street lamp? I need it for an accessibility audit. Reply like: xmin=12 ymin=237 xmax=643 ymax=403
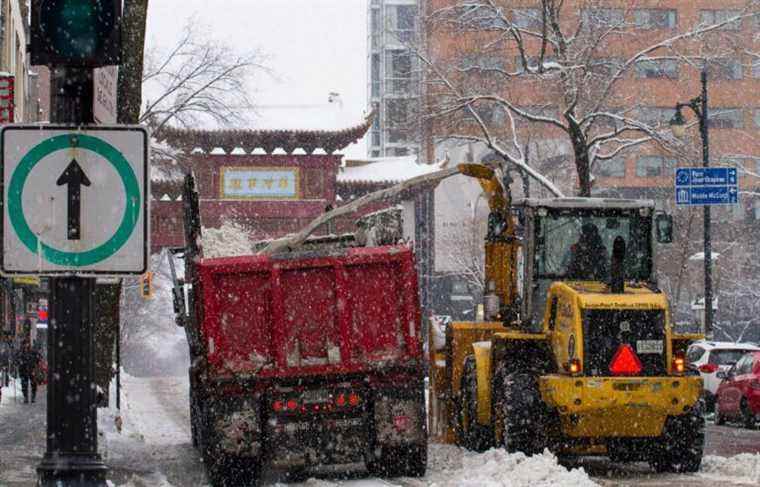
xmin=669 ymin=66 xmax=714 ymax=336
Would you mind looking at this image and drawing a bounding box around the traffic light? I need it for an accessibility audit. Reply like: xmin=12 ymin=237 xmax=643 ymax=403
xmin=140 ymin=272 xmax=153 ymax=300
xmin=31 ymin=0 xmax=121 ymax=67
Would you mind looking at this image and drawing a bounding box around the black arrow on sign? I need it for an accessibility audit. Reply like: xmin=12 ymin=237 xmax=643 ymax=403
xmin=56 ymin=158 xmax=91 ymax=240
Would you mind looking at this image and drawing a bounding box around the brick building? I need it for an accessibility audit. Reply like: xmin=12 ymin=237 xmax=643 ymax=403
xmin=420 ymin=0 xmax=760 ymax=325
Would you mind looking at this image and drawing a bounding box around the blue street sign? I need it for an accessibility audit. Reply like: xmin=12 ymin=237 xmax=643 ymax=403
xmin=675 ymin=167 xmax=739 ymax=206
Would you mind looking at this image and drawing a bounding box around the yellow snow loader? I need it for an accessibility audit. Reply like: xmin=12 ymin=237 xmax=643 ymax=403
xmin=428 ymin=164 xmax=704 ymax=472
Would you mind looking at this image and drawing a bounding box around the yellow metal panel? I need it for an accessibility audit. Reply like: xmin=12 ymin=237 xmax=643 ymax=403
xmin=539 ymin=375 xmax=702 ymax=437
xmin=473 ymin=342 xmax=492 ymax=425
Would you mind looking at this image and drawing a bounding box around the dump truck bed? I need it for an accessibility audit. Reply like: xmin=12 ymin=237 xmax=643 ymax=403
xmin=194 ymin=245 xmax=422 ymax=379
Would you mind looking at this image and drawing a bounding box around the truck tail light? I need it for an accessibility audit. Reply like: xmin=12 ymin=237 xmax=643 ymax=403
xmin=286 ymin=399 xmax=298 ymax=411
xmin=349 ymin=392 xmax=361 ymax=406
xmin=273 ymin=400 xmax=284 ymax=412
xmin=698 ymin=363 xmax=718 ymax=374
xmin=672 ymin=352 xmax=686 ymax=374
xmin=336 ymin=393 xmax=346 ymax=407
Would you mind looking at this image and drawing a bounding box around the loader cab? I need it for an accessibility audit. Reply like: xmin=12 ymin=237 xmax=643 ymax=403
xmin=518 ymin=198 xmax=658 ymax=332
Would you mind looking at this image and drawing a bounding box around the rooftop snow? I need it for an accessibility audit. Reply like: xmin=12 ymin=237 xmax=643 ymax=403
xmin=339 ymin=156 xmax=442 ymax=183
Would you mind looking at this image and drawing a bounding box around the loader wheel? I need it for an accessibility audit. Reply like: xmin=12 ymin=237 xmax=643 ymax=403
xmin=649 ymin=405 xmax=704 ymax=473
xmin=369 ymin=444 xmax=427 ymax=478
xmin=499 ymin=372 xmax=547 ymax=455
xmin=457 ymin=357 xmax=493 ymax=452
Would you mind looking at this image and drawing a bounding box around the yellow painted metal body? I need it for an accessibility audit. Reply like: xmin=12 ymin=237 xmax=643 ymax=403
xmin=432 ymin=279 xmax=704 ymax=448
xmin=539 ymin=375 xmax=702 ymax=438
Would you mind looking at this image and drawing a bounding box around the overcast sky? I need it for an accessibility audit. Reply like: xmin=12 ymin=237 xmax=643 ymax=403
xmin=146 ymin=0 xmax=369 ymax=158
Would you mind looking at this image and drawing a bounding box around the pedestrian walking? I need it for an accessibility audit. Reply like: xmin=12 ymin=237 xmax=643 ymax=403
xmin=15 ymin=338 xmax=41 ymax=404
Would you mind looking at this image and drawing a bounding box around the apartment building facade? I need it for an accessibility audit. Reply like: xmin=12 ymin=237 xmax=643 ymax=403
xmin=367 ymin=0 xmax=422 ymax=157
xmin=421 ymin=1 xmax=760 ymax=326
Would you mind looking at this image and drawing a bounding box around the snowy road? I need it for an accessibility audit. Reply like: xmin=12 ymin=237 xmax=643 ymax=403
xmin=3 ymin=375 xmax=760 ymax=487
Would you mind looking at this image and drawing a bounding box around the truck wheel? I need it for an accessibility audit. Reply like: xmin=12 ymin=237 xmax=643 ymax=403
xmin=369 ymin=444 xmax=427 ymax=478
xmin=649 ymin=405 xmax=704 ymax=473
xmin=741 ymin=398 xmax=756 ymax=430
xmin=205 ymin=454 xmax=261 ymax=487
xmin=499 ymin=373 xmax=547 ymax=455
xmin=457 ymin=357 xmax=492 ymax=452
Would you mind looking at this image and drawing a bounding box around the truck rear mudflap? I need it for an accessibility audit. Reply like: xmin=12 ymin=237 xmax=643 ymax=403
xmin=538 ymin=375 xmax=702 ymax=438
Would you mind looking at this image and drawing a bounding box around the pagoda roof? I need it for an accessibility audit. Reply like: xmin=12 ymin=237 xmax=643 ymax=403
xmin=154 ymin=111 xmax=374 ymax=155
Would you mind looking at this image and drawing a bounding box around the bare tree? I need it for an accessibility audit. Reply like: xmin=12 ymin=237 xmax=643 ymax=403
xmin=422 ymin=0 xmax=760 ymax=196
xmin=141 ymin=18 xmax=269 ymax=139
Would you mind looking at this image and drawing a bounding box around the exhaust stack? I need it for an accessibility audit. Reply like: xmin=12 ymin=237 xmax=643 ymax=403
xmin=610 ymin=236 xmax=626 ymax=294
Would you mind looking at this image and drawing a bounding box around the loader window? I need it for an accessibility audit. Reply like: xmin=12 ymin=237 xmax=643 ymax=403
xmin=534 ymin=209 xmax=652 ymax=282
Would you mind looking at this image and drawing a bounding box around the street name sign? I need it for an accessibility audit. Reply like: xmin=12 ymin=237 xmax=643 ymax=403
xmin=675 ymin=167 xmax=738 ymax=206
xmin=1 ymin=125 xmax=149 ymax=275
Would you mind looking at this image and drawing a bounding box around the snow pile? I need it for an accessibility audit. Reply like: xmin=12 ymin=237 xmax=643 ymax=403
xmin=202 ymin=219 xmax=254 ymax=258
xmin=701 ymin=454 xmax=760 ymax=483
xmin=425 ymin=445 xmax=597 ymax=487
xmin=108 ymin=473 xmax=178 ymax=487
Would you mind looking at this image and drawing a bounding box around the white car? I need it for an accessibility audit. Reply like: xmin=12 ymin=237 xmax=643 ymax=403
xmin=686 ymin=340 xmax=760 ymax=411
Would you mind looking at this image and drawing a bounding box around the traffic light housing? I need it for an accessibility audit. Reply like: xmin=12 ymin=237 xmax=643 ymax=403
xmin=31 ymin=0 xmax=121 ymax=67
xmin=141 ymin=272 xmax=153 ymax=300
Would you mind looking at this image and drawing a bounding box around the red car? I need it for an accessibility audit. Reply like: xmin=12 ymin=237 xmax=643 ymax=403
xmin=715 ymin=351 xmax=760 ymax=428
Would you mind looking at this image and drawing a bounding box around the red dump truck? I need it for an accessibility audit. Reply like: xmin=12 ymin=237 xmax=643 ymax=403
xmin=170 ymin=175 xmax=427 ymax=486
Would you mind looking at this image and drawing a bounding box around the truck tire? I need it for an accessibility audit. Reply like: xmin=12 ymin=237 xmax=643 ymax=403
xmin=649 ymin=405 xmax=704 ymax=473
xmin=498 ymin=372 xmax=548 ymax=455
xmin=457 ymin=357 xmax=493 ymax=452
xmin=369 ymin=444 xmax=427 ymax=478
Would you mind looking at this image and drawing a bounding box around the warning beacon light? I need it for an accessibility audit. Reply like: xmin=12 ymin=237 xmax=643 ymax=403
xmin=31 ymin=0 xmax=122 ymax=67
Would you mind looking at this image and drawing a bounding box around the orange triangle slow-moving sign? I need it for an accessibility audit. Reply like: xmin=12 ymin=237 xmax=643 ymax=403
xmin=609 ymin=343 xmax=643 ymax=375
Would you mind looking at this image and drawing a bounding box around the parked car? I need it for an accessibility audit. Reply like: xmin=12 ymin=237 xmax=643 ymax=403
xmin=715 ymin=351 xmax=760 ymax=428
xmin=686 ymin=341 xmax=760 ymax=411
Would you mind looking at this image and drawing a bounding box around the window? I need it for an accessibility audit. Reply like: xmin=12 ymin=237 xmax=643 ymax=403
xmin=755 ymin=109 xmax=760 ymax=128
xmin=582 ymin=8 xmax=625 ymax=27
xmin=457 ymin=5 xmax=508 ymax=29
xmin=386 ymin=50 xmax=413 ymax=94
xmin=686 ymin=346 xmax=706 ymax=364
xmin=637 ymin=107 xmax=676 ymax=127
xmin=595 ymin=155 xmax=626 ymax=177
xmin=634 ymin=9 xmax=677 ymax=29
xmin=706 ymin=58 xmax=742 ymax=80
xmin=635 ymin=59 xmax=679 ymax=79
xmin=388 ymin=4 xmax=416 ymax=43
xmin=516 ymin=55 xmax=558 ymax=73
xmin=370 ymin=8 xmax=381 ymax=46
xmin=370 ymin=54 xmax=380 ymax=98
xmin=512 ymin=8 xmax=542 ymax=29
xmin=636 ymin=155 xmax=676 ymax=177
xmin=469 ymin=103 xmax=506 ymax=125
xmin=700 ymin=9 xmax=742 ymax=30
xmin=386 ymin=98 xmax=412 ymax=127
xmin=751 ymin=59 xmax=760 ymax=78
xmin=461 ymin=54 xmax=505 ymax=71
xmin=708 ymin=108 xmax=743 ymax=129
xmin=589 ymin=58 xmax=623 ymax=77
xmin=708 ymin=349 xmax=751 ymax=366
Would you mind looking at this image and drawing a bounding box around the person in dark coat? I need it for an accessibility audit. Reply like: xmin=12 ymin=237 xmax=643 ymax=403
xmin=566 ymin=223 xmax=609 ymax=280
xmin=15 ymin=339 xmax=41 ymax=403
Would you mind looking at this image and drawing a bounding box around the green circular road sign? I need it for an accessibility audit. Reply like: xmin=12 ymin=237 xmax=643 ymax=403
xmin=7 ymin=133 xmax=141 ymax=267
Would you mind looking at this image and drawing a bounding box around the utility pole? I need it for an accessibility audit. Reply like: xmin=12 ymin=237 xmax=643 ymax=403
xmin=29 ymin=2 xmax=123 ymax=486
xmin=36 ymin=67 xmax=107 ymax=487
